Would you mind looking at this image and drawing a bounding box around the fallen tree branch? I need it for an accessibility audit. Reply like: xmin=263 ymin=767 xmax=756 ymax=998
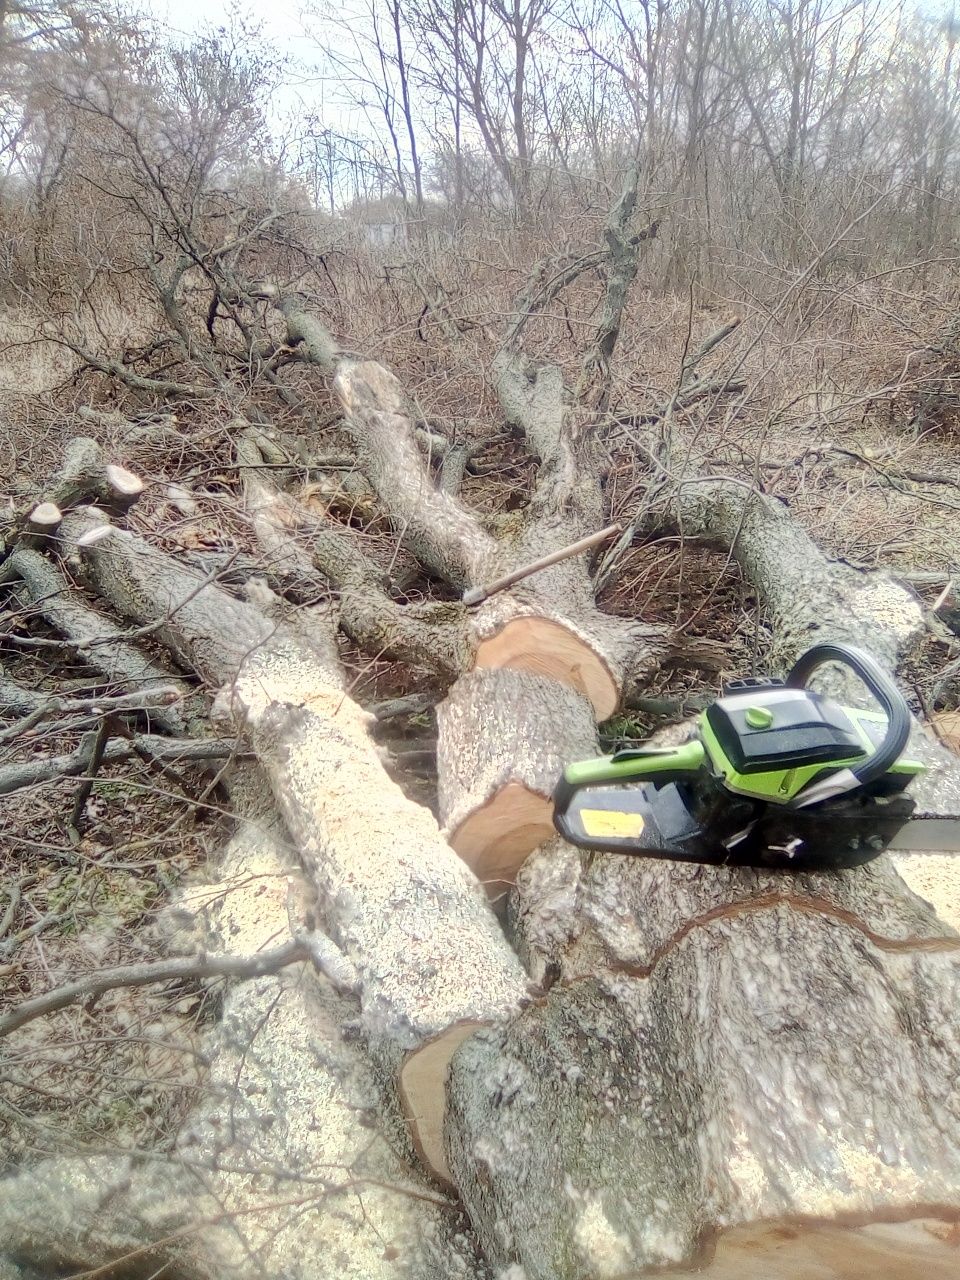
xmin=237 ymin=429 xmax=470 ymax=677
xmin=0 ymin=685 xmax=181 ymax=744
xmin=1 ymin=548 xmax=188 ymax=733
xmin=0 ymin=939 xmax=317 ymax=1039
xmin=0 ymin=733 xmax=244 ymax=797
xmin=56 ymin=506 xmax=528 ymax=1183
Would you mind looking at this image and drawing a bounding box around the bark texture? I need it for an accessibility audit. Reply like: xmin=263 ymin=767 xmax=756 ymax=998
xmin=661 ymin=477 xmax=924 ymax=671
xmin=448 ymin=907 xmax=960 ymax=1279
xmin=220 ymin=643 xmax=530 ymax=1179
xmin=61 ymin=508 xmax=528 ymax=1183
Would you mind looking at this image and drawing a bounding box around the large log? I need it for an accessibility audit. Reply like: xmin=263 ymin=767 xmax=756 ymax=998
xmin=168 ymin=798 xmax=491 ymax=1278
xmin=61 ymin=509 xmax=529 ymax=1183
xmin=447 ymin=907 xmax=960 ymax=1279
xmin=442 ymin=486 xmax=960 ymax=1275
xmin=430 ymin=223 xmax=960 ymax=1273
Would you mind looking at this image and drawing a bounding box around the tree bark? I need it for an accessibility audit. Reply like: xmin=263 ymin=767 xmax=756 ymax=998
xmin=448 ymin=910 xmax=960 ymax=1279
xmin=60 ymin=507 xmax=529 ymax=1183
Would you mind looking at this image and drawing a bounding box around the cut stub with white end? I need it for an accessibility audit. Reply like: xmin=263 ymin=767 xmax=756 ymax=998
xmin=24 ymin=502 xmax=62 ymax=540
xmin=102 ymin=463 xmax=144 ymax=511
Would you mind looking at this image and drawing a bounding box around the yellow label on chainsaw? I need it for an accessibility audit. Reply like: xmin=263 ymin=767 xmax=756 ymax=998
xmin=579 ymin=808 xmax=645 ymax=839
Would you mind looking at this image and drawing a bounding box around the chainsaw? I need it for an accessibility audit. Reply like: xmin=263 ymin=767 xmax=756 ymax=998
xmin=553 ymin=643 xmax=957 ymax=871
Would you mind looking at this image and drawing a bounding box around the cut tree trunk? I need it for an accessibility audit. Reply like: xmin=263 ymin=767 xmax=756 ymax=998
xmin=440 ymin=472 xmax=960 ymax=1276
xmin=448 ymin=910 xmax=960 ymax=1280
xmin=59 ymin=506 xmax=529 ymax=1183
xmin=437 ymin=668 xmax=597 ymax=895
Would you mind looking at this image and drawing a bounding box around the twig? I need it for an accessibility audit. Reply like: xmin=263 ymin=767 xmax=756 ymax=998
xmin=0 ymin=883 xmax=21 ymax=941
xmin=680 ymin=317 xmax=743 ymax=387
xmin=0 ymin=941 xmax=303 ymax=1038
xmin=68 ymin=716 xmax=113 ymax=834
xmin=0 ymin=685 xmax=181 ymax=745
xmin=0 ymin=931 xmax=360 ymax=1038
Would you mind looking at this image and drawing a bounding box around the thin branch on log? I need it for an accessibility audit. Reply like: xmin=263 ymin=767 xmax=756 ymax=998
xmin=68 ymin=343 xmax=217 ymax=399
xmin=577 ymin=163 xmax=648 ymax=408
xmin=502 ymin=211 xmax=658 ymax=355
xmin=0 ymin=733 xmax=243 ymax=797
xmin=462 ymin=523 xmax=621 ymax=607
xmin=0 ymin=939 xmax=312 ymax=1039
xmin=680 ymin=315 xmax=743 ymax=386
xmin=438 ymin=442 xmax=480 ymax=496
xmin=1 ymin=547 xmax=188 ymax=734
xmin=0 ymin=685 xmax=181 ymax=744
xmin=67 ymin=714 xmax=113 ymax=832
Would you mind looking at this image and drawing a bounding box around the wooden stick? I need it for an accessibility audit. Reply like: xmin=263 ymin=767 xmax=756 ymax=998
xmin=462 ymin=523 xmax=622 ymax=608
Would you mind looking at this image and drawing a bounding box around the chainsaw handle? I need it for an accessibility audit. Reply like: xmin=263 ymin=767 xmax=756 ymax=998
xmin=552 ymin=740 xmax=706 ymax=819
xmin=785 ymin=643 xmax=910 ymax=787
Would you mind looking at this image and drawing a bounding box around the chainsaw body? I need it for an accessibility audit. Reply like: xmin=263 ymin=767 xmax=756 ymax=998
xmin=553 ymin=644 xmax=927 ymax=871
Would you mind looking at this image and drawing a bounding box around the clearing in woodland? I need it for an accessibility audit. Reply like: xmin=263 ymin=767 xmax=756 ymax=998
xmin=3 ymin=3 xmax=960 ymax=1278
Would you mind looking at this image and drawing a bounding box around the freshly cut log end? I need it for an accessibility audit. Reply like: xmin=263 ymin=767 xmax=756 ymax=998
xmin=449 ymin=781 xmax=555 ymax=897
xmin=473 ymin=616 xmax=618 ymax=720
xmin=438 ymin=668 xmax=598 ymax=893
xmin=399 ymin=1021 xmax=486 ymax=1184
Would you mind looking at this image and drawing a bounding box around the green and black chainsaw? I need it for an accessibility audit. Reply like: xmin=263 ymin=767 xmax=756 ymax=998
xmin=554 ymin=643 xmax=956 ymax=871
